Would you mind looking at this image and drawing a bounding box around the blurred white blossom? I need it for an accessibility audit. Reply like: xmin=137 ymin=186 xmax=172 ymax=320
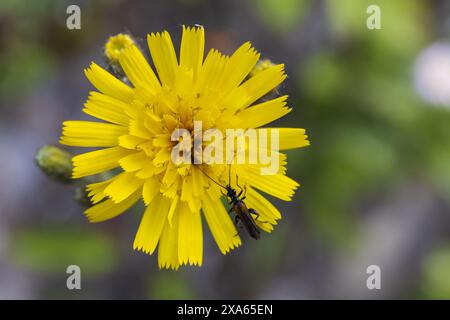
xmin=414 ymin=42 xmax=450 ymax=107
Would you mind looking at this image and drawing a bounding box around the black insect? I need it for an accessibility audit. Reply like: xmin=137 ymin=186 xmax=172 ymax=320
xmin=199 ymin=166 xmax=262 ymax=239
xmin=223 ymin=177 xmax=261 ymax=239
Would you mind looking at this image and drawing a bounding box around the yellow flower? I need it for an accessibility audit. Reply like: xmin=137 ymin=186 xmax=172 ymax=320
xmin=60 ymin=26 xmax=309 ymax=269
xmin=104 ymin=34 xmax=135 ymax=63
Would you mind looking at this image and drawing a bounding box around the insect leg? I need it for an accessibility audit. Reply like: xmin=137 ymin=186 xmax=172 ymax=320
xmin=248 ymin=208 xmax=268 ymax=223
xmin=240 ymin=185 xmax=247 ymax=200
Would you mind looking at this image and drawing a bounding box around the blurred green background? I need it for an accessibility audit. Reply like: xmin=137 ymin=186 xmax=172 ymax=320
xmin=1 ymin=0 xmax=450 ymax=299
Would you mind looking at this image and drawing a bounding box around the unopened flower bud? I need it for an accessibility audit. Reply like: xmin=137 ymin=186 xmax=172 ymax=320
xmin=104 ymin=33 xmax=135 ymax=64
xmin=35 ymin=145 xmax=73 ymax=183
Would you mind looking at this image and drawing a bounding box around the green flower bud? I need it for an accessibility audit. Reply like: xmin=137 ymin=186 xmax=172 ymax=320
xmin=35 ymin=145 xmax=73 ymax=183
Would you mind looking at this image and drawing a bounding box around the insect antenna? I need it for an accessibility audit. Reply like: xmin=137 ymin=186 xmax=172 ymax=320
xmin=197 ymin=166 xmax=227 ymax=190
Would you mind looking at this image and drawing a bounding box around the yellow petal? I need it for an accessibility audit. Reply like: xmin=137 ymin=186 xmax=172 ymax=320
xmin=271 ymin=128 xmax=310 ymax=150
xmin=129 ymin=118 xmax=152 ymax=139
xmin=85 ymin=189 xmax=140 ymax=223
xmin=178 ymin=202 xmax=203 ymax=266
xmin=167 ymin=195 xmax=179 ymax=226
xmin=244 ymin=187 xmax=281 ymax=223
xmin=222 ymin=42 xmax=260 ymax=92
xmin=179 ymin=25 xmax=205 ymax=82
xmin=158 ymin=205 xmax=180 ymax=270
xmin=235 ymin=95 xmax=291 ymax=128
xmin=224 ymin=64 xmax=286 ymax=113
xmin=254 ymin=220 xmax=274 ymax=233
xmin=60 ymin=121 xmax=128 ymax=147
xmin=84 ymin=62 xmax=133 ymax=102
xmin=147 ymin=31 xmax=178 ymax=88
xmin=162 ymin=176 xmax=180 ymax=199
xmin=196 ymin=49 xmax=229 ymax=96
xmin=180 ymin=174 xmax=194 ymax=202
xmin=83 ymin=92 xmax=131 ymax=126
xmin=153 ymin=147 xmax=171 ymax=166
xmin=191 ymin=167 xmax=208 ymax=197
xmin=119 ymin=151 xmax=148 ymax=172
xmin=103 ymin=172 xmax=144 ymax=203
xmin=136 ymin=162 xmax=165 ymax=179
xmin=85 ymin=175 xmax=119 ymax=204
xmin=152 ymin=134 xmax=171 ymax=147
xmin=249 ymin=128 xmax=309 ymax=151
xmin=142 ymin=178 xmax=160 ymax=205
xmin=118 ymin=134 xmax=147 ymax=149
xmin=236 ymin=166 xmax=299 ymax=201
xmin=119 ymin=44 xmax=161 ymax=94
xmin=134 ymin=194 xmax=171 ymax=254
xmin=174 ymin=66 xmax=195 ymax=100
xmin=202 ymin=187 xmax=241 ymax=254
xmin=143 ymin=112 xmax=164 ymax=134
xmin=72 ymin=146 xmax=130 ymax=178
xmin=161 ymin=162 xmax=178 ymax=189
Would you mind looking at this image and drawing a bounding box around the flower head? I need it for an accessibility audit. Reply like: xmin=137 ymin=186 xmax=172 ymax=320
xmin=104 ymin=33 xmax=135 ymax=64
xmin=60 ymin=26 xmax=309 ymax=269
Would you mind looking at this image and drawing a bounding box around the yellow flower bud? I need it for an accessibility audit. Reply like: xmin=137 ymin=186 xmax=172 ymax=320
xmin=104 ymin=33 xmax=135 ymax=64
